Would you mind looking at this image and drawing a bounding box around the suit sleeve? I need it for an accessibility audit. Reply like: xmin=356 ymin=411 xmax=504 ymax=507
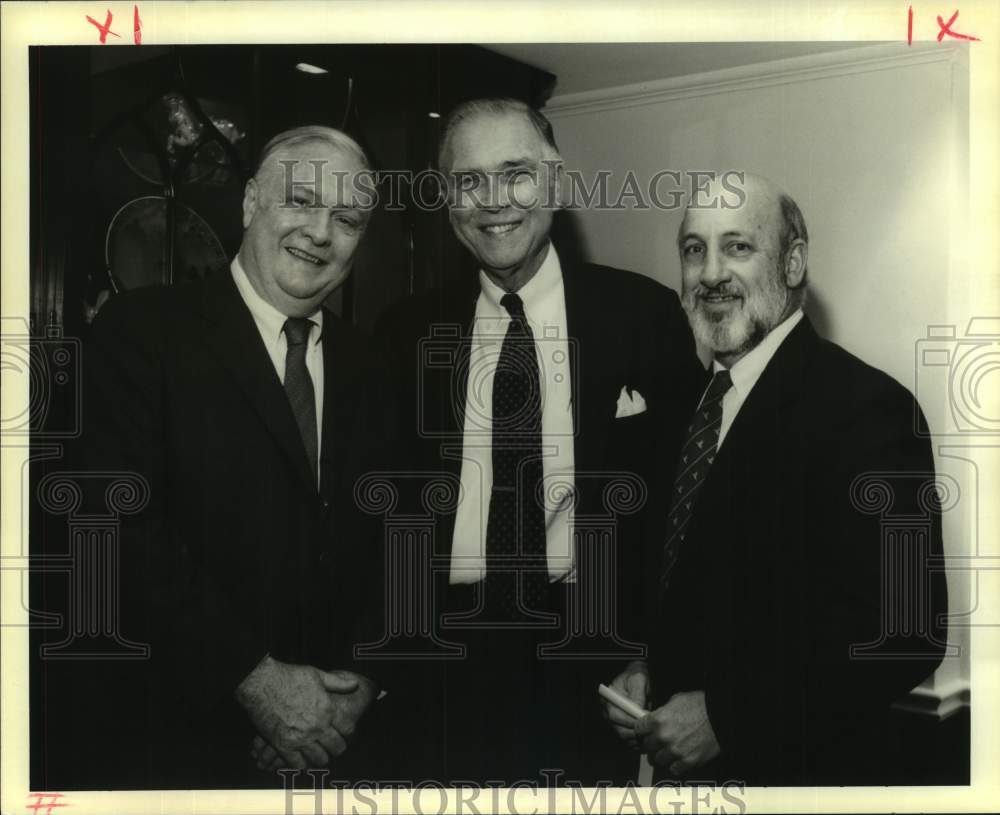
xmin=333 ymin=310 xmax=424 ymax=693
xmin=332 ymin=342 xmax=402 ymax=691
xmin=621 ymin=283 xmax=706 ymax=652
xmin=83 ymin=296 xmax=269 ymax=711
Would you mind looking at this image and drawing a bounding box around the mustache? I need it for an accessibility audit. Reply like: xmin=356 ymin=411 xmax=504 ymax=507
xmin=683 ymin=283 xmax=746 ymax=305
xmin=695 ymin=284 xmax=744 ymax=298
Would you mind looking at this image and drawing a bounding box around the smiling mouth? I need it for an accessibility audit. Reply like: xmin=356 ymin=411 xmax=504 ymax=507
xmin=480 ymin=222 xmax=521 ymax=236
xmin=698 ymin=294 xmax=743 ymax=313
xmin=700 ymin=292 xmax=741 ymax=306
xmin=285 ymin=246 xmax=324 ymax=265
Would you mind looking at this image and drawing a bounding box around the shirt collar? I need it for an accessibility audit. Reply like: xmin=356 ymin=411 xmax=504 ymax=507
xmin=231 ymin=256 xmax=323 ymax=347
xmin=713 ymin=309 xmax=804 ymax=399
xmin=477 ymin=242 xmax=562 ymax=321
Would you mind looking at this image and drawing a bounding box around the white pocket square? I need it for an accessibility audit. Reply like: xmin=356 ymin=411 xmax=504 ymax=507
xmin=615 ymin=386 xmax=647 ymax=418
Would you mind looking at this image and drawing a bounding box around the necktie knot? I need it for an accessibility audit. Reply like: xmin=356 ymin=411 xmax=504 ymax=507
xmin=283 ymin=317 xmax=314 ymax=348
xmin=500 ymin=293 xmax=526 ymax=319
xmin=704 ymin=369 xmax=733 ymax=404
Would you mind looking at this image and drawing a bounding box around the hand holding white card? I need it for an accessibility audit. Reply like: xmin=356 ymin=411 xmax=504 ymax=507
xmin=600 ymin=683 xmax=656 ymax=783
xmin=599 ymin=682 xmax=646 ymax=720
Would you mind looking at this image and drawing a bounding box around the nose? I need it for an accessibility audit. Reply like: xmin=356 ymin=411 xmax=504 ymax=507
xmin=700 ymin=245 xmax=730 ymax=288
xmin=479 ymin=173 xmax=511 ymax=211
xmin=301 ymin=208 xmax=332 ymax=245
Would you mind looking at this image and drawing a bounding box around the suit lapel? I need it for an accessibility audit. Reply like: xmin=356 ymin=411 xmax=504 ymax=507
xmin=696 ymin=317 xmax=815 ymax=502
xmin=561 ymin=260 xmax=619 ymax=474
xmin=421 ymin=282 xmax=478 ymax=559
xmin=195 ymin=271 xmax=318 ymax=493
xmin=438 ymin=280 xmax=480 ymax=472
xmin=318 ymin=316 xmax=359 ymax=498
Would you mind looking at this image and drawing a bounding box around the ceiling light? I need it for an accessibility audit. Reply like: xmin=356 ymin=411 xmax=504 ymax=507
xmin=295 ymin=62 xmax=328 ymax=75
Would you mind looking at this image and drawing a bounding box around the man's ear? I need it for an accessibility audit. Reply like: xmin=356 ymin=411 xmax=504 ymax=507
xmin=784 ymin=239 xmax=807 ymax=288
xmin=242 ymin=178 xmax=259 ymax=230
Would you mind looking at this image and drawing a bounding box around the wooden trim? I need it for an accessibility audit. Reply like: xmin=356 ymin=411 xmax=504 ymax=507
xmin=893 ymin=678 xmax=970 ymax=721
xmin=545 ymin=42 xmax=964 ymax=118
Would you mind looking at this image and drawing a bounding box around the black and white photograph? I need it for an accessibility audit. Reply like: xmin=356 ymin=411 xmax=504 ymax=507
xmin=1 ymin=1 xmax=997 ymax=813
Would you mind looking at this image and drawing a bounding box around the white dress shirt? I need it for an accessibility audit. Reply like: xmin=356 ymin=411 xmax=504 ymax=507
xmin=450 ymin=244 xmax=576 ymax=584
xmin=231 ymin=257 xmax=325 ymax=475
xmin=712 ymin=309 xmax=804 ymax=447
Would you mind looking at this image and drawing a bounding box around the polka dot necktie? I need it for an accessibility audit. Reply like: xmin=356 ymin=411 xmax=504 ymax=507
xmin=283 ymin=317 xmax=318 ymax=486
xmin=660 ymin=369 xmax=733 ymax=591
xmin=484 ymin=293 xmax=548 ymax=619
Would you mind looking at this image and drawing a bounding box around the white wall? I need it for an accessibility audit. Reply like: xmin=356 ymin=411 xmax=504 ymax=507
xmin=546 ymin=42 xmax=972 ymax=713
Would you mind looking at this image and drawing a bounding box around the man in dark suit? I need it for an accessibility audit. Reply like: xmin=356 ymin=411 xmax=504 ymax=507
xmin=47 ymin=126 xmax=384 ymax=788
xmin=603 ymin=172 xmax=949 ymax=784
xmin=373 ymin=98 xmax=704 ymax=785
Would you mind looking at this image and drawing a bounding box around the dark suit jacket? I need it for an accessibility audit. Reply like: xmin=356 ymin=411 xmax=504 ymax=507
xmin=43 ymin=270 xmax=384 ymax=789
xmin=644 ymin=317 xmax=948 ymax=785
xmin=371 ymin=258 xmax=704 ymax=783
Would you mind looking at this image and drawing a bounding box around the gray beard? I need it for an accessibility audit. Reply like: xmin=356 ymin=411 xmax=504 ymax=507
xmin=683 ymin=273 xmax=790 ymax=360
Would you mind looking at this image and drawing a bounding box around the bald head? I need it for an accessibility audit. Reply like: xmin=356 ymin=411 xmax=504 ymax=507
xmin=685 ymin=172 xmax=809 ymax=276
xmin=678 ymin=172 xmax=809 ymax=366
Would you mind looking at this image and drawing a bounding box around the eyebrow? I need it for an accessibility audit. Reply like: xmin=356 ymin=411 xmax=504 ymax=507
xmin=283 ymin=195 xmax=369 ymax=213
xmin=331 ymin=202 xmax=371 ymax=214
xmin=289 ymin=188 xmax=317 ymax=200
xmin=677 ymin=229 xmax=750 ymax=245
xmin=451 ymin=157 xmax=537 ymax=174
xmin=499 ymin=158 xmax=536 ymax=169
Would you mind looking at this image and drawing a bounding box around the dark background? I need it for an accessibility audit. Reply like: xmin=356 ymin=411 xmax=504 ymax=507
xmin=29 ymin=43 xmax=557 ymax=341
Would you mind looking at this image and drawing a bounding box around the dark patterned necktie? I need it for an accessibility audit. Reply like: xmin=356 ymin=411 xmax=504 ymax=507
xmin=283 ymin=317 xmax=318 ymax=486
xmin=484 ymin=293 xmax=548 ymax=619
xmin=661 ymin=369 xmax=732 ymax=590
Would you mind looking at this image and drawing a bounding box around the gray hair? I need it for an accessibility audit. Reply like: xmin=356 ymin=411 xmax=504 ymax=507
xmin=438 ymin=97 xmax=561 ymax=170
xmin=253 ymin=125 xmax=371 ymax=177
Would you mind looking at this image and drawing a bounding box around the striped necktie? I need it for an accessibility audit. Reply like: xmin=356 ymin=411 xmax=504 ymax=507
xmin=661 ymin=369 xmax=733 ymax=590
xmin=283 ymin=317 xmax=318 ymax=485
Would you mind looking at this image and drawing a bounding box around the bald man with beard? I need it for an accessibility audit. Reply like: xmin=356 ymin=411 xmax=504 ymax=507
xmin=603 ymin=173 xmax=949 ymax=785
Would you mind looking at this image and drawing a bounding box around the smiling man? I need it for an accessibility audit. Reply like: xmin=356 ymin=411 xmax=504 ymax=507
xmin=374 ymin=98 xmax=703 ymax=785
xmin=603 ymin=173 xmax=949 ymax=784
xmin=238 ymin=129 xmax=372 ymax=316
xmin=58 ymin=126 xmax=384 ymax=788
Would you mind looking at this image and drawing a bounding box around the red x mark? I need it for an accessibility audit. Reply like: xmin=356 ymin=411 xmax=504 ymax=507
xmin=85 ymin=9 xmax=120 ymax=44
xmin=937 ymin=9 xmax=981 ymax=41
